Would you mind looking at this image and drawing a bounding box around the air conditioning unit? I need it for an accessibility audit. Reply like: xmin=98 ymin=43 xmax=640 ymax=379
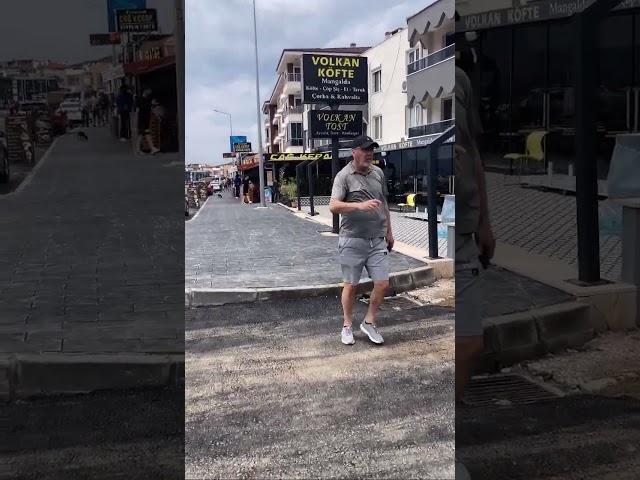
xmin=401 ymin=81 xmax=407 ymax=93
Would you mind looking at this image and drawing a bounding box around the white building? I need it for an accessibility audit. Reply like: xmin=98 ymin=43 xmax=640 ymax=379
xmin=363 ymin=28 xmax=410 ymax=146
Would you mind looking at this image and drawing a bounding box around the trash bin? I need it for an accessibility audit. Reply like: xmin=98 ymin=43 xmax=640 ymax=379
xmin=609 ymin=134 xmax=640 ymax=199
xmin=265 ymin=187 xmax=273 ymax=203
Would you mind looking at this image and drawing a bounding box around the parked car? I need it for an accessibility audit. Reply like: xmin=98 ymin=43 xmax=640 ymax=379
xmin=58 ymin=99 xmax=82 ymax=127
xmin=0 ymin=131 xmax=9 ymax=183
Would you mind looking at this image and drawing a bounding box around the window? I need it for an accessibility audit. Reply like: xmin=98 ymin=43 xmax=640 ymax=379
xmin=442 ymin=98 xmax=453 ymax=121
xmin=415 ymin=104 xmax=423 ymax=126
xmin=290 ymin=122 xmax=302 ymax=139
xmin=373 ymin=115 xmax=382 ymax=140
xmin=372 ymin=69 xmax=382 ymax=93
xmin=408 ymin=49 xmax=418 ymax=65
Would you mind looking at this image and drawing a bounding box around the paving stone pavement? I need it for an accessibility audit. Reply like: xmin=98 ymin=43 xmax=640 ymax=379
xmin=302 ymin=205 xmax=449 ymax=258
xmin=0 ymin=128 xmax=184 ymax=355
xmin=185 ymin=193 xmax=424 ymax=289
xmin=487 ymin=173 xmax=622 ymax=280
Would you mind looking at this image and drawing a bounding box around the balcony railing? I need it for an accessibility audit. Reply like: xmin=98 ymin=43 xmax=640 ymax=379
xmin=407 ymin=44 xmax=455 ymax=75
xmin=286 ymin=105 xmax=303 ymax=115
xmin=286 ymin=73 xmax=301 ymax=82
xmin=408 ymin=118 xmax=454 ymax=138
xmin=287 ymin=138 xmax=303 ymax=147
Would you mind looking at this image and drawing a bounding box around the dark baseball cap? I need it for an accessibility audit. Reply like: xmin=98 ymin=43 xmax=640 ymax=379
xmin=350 ymin=135 xmax=379 ymax=150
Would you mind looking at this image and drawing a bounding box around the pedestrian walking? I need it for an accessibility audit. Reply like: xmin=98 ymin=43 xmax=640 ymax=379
xmin=454 ymin=60 xmax=495 ymax=479
xmin=136 ymin=87 xmax=160 ymax=155
xmin=242 ymin=176 xmax=250 ymax=204
xmin=233 ymin=173 xmax=241 ymax=198
xmin=116 ymin=85 xmax=133 ymax=141
xmin=329 ymin=135 xmax=394 ymax=346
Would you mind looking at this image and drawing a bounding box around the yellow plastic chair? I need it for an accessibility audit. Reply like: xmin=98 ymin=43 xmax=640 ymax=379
xmin=397 ymin=193 xmax=416 ymax=212
xmin=503 ymin=131 xmax=547 ymax=182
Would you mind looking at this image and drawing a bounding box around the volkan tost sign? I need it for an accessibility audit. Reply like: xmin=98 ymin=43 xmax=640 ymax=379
xmin=302 ymin=54 xmax=368 ymax=104
xmin=308 ymin=110 xmax=363 ymax=138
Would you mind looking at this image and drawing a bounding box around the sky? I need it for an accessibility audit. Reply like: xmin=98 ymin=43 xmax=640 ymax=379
xmin=186 ymin=0 xmax=435 ymax=166
xmin=0 ymin=0 xmax=175 ymax=63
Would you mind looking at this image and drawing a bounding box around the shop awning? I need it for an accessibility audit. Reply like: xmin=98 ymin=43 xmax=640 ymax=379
xmin=123 ymin=56 xmax=176 ymax=76
xmin=237 ymin=161 xmax=259 ymax=171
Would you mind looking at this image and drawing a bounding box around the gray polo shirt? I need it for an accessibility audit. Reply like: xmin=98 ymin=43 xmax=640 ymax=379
xmin=331 ymin=161 xmax=388 ymax=238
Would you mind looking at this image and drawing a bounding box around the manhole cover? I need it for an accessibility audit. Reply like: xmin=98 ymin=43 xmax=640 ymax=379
xmin=464 ymin=374 xmax=561 ymax=407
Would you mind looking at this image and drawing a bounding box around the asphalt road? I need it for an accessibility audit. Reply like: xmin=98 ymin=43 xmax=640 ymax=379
xmin=186 ymin=295 xmax=455 ymax=479
xmin=0 ymin=387 xmax=185 ymax=480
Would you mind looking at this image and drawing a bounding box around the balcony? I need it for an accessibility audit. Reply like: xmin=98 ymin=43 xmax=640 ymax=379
xmin=407 ymin=44 xmax=455 ymax=75
xmin=283 ymin=72 xmax=301 ymax=95
xmin=287 ymin=138 xmax=303 ymax=147
xmin=406 ymin=47 xmax=455 ymax=104
xmin=408 ymin=118 xmax=454 ymax=138
xmin=283 ymin=104 xmax=303 ymax=125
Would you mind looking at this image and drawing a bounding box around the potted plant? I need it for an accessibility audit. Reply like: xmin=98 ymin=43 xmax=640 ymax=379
xmin=279 ymin=180 xmax=298 ymax=208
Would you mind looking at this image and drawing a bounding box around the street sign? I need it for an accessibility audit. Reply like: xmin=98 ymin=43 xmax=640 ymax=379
xmin=89 ymin=33 xmax=122 ymax=46
xmin=308 ymin=110 xmax=363 ymax=139
xmin=233 ymin=142 xmax=252 ymax=153
xmin=107 ymin=0 xmax=145 ymax=32
xmin=229 ymin=135 xmax=247 ymax=151
xmin=222 ymin=152 xmax=236 ymax=158
xmin=302 ymin=54 xmax=368 ymax=105
xmin=116 ymin=8 xmax=158 ymax=32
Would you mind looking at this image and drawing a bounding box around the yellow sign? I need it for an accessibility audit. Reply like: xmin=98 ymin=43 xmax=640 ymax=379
xmin=266 ymin=153 xmax=331 ymax=161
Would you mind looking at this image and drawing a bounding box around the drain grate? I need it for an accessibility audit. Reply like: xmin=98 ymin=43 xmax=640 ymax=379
xmin=464 ymin=374 xmax=561 ymax=407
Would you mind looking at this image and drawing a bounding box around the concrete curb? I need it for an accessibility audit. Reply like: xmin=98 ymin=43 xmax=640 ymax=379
xmin=186 ymin=266 xmax=436 ymax=308
xmin=480 ymin=301 xmax=594 ymax=371
xmin=0 ymin=353 xmax=184 ymax=401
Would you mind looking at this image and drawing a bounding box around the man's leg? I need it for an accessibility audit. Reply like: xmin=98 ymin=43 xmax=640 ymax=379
xmin=341 ymin=283 xmax=357 ymax=327
xmin=455 ymin=233 xmax=484 ymax=403
xmin=363 ymin=279 xmax=389 ymax=325
xmin=456 ymin=336 xmax=483 ymax=402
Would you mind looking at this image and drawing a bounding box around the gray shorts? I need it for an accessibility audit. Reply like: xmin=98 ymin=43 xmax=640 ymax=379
xmin=338 ymin=236 xmax=389 ymax=285
xmin=456 ymin=233 xmax=483 ymax=337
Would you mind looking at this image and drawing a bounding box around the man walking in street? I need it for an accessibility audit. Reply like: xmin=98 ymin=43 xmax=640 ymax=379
xmin=116 ymin=85 xmax=133 ymax=141
xmin=329 ymin=135 xmax=394 ymax=346
xmin=136 ymin=88 xmax=160 ymax=155
xmin=233 ymin=173 xmax=241 ymax=199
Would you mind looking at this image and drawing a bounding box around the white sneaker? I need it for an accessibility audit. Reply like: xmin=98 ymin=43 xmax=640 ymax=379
xmin=360 ymin=321 xmax=384 ymax=344
xmin=341 ymin=326 xmax=355 ymax=345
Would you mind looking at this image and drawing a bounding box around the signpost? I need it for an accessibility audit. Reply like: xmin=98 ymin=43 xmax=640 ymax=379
xmin=107 ymin=0 xmax=146 ymax=32
xmin=116 ymin=8 xmax=158 ymax=32
xmin=302 ymin=53 xmax=368 ymax=232
xmin=222 ymin=152 xmax=236 ymax=159
xmin=233 ymin=141 xmax=252 ymax=153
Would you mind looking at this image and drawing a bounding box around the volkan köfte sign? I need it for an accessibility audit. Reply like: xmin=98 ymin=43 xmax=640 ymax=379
xmin=309 ymin=110 xmax=363 ymax=138
xmin=302 ymin=54 xmax=367 ymax=105
xmin=457 ymin=0 xmax=640 ymax=31
xmin=116 ymin=8 xmax=158 ymax=32
xmin=90 ymin=33 xmax=122 ymax=45
xmin=233 ymin=142 xmax=252 ymax=153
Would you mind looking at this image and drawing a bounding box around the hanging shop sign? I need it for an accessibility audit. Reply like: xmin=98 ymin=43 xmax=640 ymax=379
xmin=233 ymin=141 xmax=252 ymax=153
xmin=89 ymin=33 xmax=122 ymax=46
xmin=308 ymin=110 xmax=363 ymax=138
xmin=116 ymin=8 xmax=158 ymax=32
xmin=302 ymin=54 xmax=367 ymax=105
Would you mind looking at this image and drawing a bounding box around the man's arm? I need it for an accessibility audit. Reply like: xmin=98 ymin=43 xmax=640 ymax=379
xmin=329 ymin=198 xmax=380 ymax=214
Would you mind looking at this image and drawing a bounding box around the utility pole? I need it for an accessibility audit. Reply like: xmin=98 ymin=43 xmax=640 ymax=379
xmin=252 ymin=0 xmax=266 ymax=207
xmin=175 ymin=0 xmax=185 ymax=162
